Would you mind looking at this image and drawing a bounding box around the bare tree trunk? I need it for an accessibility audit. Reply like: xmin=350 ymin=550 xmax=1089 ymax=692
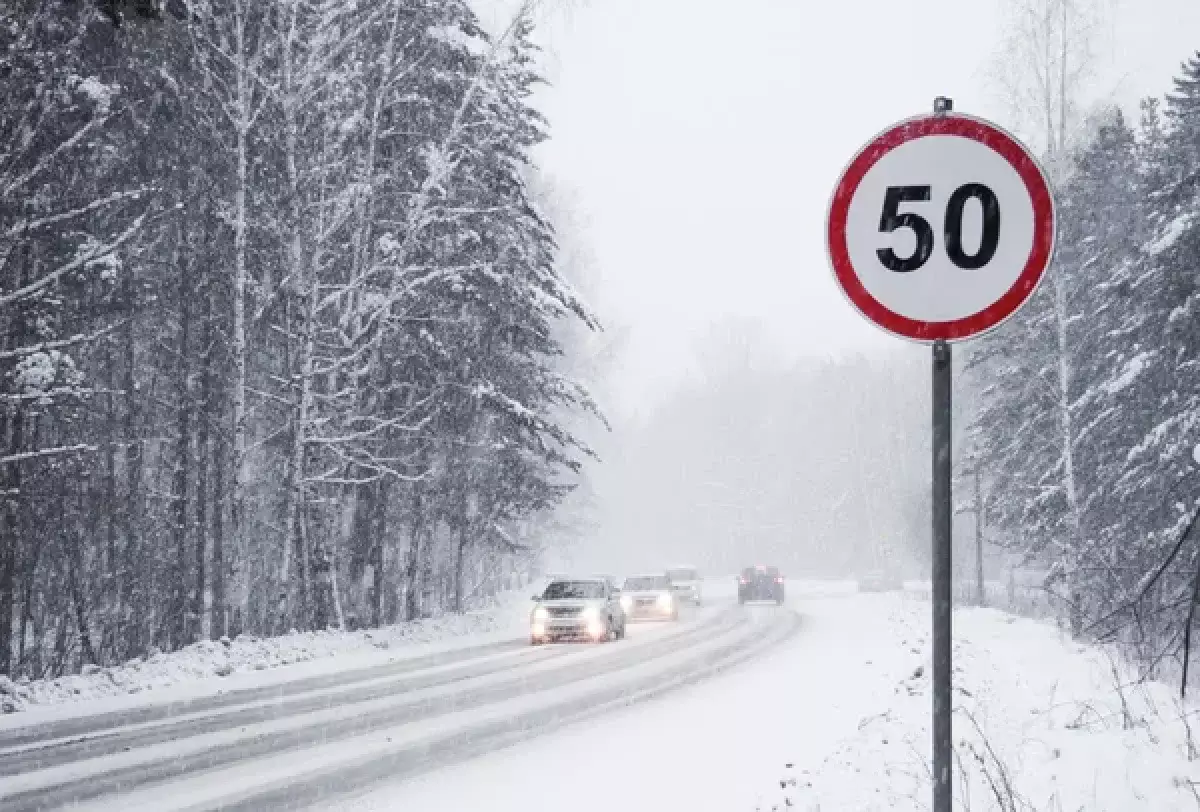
xmin=17 ymin=540 xmax=41 ymax=673
xmin=1 ymin=249 xmax=31 ymax=676
xmin=1059 ymin=0 xmax=1068 ymax=153
xmin=276 ymin=291 xmax=294 ymax=632
xmin=229 ymin=3 xmax=253 ymax=631
xmin=1181 ymin=550 xmax=1200 ymax=698
xmin=453 ymin=527 xmax=469 ymax=614
xmin=359 ymin=482 xmax=381 ymax=627
xmin=1043 ymin=0 xmax=1056 ymax=157
xmin=0 ymin=413 xmax=20 ymax=676
xmin=278 ymin=0 xmax=312 ymax=633
xmin=297 ymin=498 xmax=312 ymax=628
xmin=211 ymin=430 xmax=227 ymax=638
xmin=328 ymin=537 xmax=345 ymax=631
xmin=195 ymin=291 xmax=212 ymax=640
xmin=172 ymin=217 xmax=193 ymax=646
xmin=68 ymin=499 xmax=96 ymax=666
xmin=347 ymin=1 xmax=403 ymax=296
xmin=405 ymin=484 xmax=424 ymax=622
xmin=974 ymin=466 xmax=985 ymax=607
xmin=102 ymin=337 xmax=121 ymax=659
xmin=274 ymin=290 xmax=300 ymax=633
xmin=281 ymin=267 xmax=319 ymax=631
xmin=1053 ymin=274 xmax=1084 ymax=637
xmin=121 ymin=256 xmax=145 ymax=659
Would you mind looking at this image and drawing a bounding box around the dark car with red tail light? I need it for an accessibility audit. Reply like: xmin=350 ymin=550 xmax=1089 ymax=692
xmin=738 ymin=565 xmax=784 ymax=604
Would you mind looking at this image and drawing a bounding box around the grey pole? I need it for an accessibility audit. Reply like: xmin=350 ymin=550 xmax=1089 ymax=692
xmin=931 ymin=95 xmax=955 ymax=812
xmin=975 ymin=465 xmax=985 ymax=607
xmin=932 ymin=338 xmax=953 ymax=812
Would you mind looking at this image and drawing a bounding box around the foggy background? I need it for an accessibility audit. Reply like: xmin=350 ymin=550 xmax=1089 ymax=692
xmin=486 ymin=0 xmax=1200 ymax=578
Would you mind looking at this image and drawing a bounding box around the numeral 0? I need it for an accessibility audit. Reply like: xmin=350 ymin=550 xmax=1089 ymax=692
xmin=876 ymin=184 xmax=1001 ymax=273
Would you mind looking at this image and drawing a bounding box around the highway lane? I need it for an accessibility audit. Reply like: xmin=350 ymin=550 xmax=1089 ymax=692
xmin=0 ymin=597 xmax=797 ymax=811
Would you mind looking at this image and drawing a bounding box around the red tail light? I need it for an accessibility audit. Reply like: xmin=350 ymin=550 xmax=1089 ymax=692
xmin=739 ymin=577 xmax=748 ymax=584
xmin=774 ymin=577 xmax=783 ymax=583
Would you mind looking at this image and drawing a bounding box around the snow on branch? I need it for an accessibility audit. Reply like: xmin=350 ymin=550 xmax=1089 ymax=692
xmin=0 ymin=208 xmax=152 ymax=306
xmin=0 ymin=444 xmax=97 ymax=465
xmin=0 ymin=320 xmax=129 ymax=362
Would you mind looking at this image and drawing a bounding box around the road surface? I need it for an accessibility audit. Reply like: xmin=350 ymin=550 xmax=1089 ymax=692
xmin=0 ymin=587 xmax=798 ymax=811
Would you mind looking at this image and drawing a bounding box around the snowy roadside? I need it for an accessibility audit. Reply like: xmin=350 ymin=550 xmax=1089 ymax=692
xmin=326 ymin=588 xmax=1200 ymax=812
xmin=0 ymin=591 xmax=531 ymax=721
xmin=767 ymin=595 xmax=1200 ymax=811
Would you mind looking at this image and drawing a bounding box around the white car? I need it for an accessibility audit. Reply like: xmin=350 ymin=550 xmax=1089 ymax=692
xmin=666 ymin=566 xmax=703 ymax=606
xmin=530 ymin=578 xmax=627 ymax=644
xmin=619 ymin=574 xmax=680 ymax=621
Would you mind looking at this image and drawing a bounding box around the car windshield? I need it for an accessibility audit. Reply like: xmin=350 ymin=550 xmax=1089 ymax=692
xmin=667 ymin=568 xmax=697 ymax=581
xmin=540 ymin=581 xmax=605 ymax=600
xmin=623 ymin=576 xmax=669 ymax=591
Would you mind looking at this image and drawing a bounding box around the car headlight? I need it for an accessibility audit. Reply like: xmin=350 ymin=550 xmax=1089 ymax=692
xmin=620 ymin=595 xmax=633 ymax=611
xmin=656 ymin=592 xmax=673 ymax=609
xmin=580 ymin=606 xmax=599 ymax=622
xmin=532 ymin=606 xmax=549 ymax=622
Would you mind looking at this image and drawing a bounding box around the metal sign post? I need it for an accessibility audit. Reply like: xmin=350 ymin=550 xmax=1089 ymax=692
xmin=929 ymin=95 xmax=955 ymax=812
xmin=931 ymin=337 xmax=953 ymax=812
xmin=825 ymin=94 xmax=1056 ymax=812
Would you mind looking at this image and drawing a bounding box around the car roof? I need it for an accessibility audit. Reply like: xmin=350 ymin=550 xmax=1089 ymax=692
xmin=548 ymin=577 xmax=604 ymax=584
xmin=626 ymin=573 xmax=668 ymax=579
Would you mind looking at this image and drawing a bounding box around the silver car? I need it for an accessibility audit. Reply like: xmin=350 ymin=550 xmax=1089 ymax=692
xmin=530 ymin=578 xmax=627 ymax=644
xmin=666 ymin=566 xmax=703 ymax=606
xmin=619 ymin=574 xmax=680 ymax=621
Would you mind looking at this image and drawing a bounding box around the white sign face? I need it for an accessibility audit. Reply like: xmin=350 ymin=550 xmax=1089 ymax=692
xmin=827 ymin=113 xmax=1056 ymax=343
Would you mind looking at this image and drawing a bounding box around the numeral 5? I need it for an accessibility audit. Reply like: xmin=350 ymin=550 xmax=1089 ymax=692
xmin=876 ymin=184 xmax=1001 ymax=273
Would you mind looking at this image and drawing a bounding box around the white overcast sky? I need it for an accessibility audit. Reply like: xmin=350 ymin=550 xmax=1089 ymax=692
xmin=478 ymin=0 xmax=1200 ymax=416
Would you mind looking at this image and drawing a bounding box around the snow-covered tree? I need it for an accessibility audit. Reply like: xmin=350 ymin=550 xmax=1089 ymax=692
xmin=0 ymin=0 xmax=601 ymax=679
xmin=966 ymin=50 xmax=1200 ymax=681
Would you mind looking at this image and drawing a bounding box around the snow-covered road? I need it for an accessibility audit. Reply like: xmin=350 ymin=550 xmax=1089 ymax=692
xmin=327 ymin=581 xmax=1200 ymax=812
xmin=332 ymin=579 xmax=908 ymax=812
xmin=7 ymin=580 xmax=1193 ymax=811
xmin=0 ymin=586 xmax=798 ymax=811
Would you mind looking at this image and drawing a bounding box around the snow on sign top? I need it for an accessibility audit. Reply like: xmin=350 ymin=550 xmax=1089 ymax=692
xmin=826 ymin=112 xmax=1056 ymax=343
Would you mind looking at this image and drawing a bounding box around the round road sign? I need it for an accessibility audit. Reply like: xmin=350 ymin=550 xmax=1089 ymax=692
xmin=826 ymin=112 xmax=1056 ymax=343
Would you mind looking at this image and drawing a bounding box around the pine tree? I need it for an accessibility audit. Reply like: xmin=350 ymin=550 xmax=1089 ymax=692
xmin=965 ymin=108 xmax=1145 ymax=631
xmin=965 ymin=52 xmax=1200 ymax=664
xmin=1164 ymin=52 xmax=1200 ymax=181
xmin=1093 ymin=56 xmax=1200 ymax=661
xmin=0 ymin=0 xmax=603 ymax=678
xmin=1120 ymin=55 xmax=1200 ymax=549
xmin=1057 ymin=109 xmax=1151 ymax=627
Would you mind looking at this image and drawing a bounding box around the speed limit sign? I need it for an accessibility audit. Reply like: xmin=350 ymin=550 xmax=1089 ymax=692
xmin=826 ymin=111 xmax=1055 ymax=342
xmin=826 ymin=100 xmax=1056 ymax=812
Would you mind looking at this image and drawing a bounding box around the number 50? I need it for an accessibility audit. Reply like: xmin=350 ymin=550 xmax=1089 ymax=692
xmin=876 ymin=184 xmax=1001 ymax=273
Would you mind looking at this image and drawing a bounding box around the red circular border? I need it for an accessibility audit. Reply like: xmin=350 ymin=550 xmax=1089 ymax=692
xmin=826 ymin=114 xmax=1056 ymax=342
